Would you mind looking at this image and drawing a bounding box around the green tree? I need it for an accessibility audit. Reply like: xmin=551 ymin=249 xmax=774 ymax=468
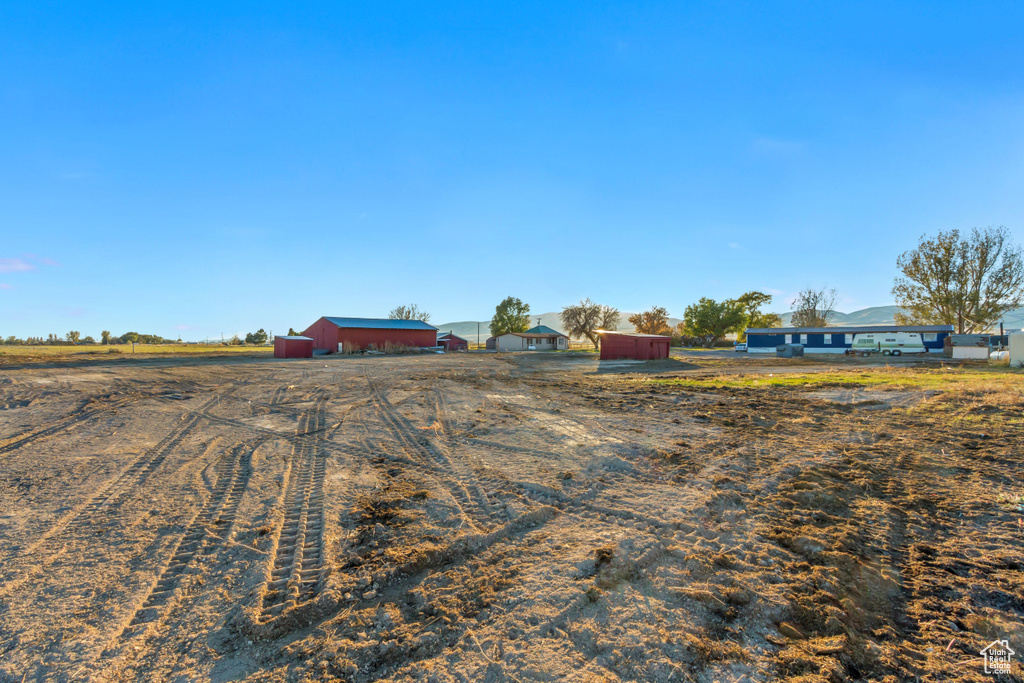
xmin=734 ymin=291 xmax=782 ymax=342
xmin=490 ymin=297 xmax=531 ymax=337
xmin=388 ymin=304 xmax=431 ymax=323
xmin=790 ymin=287 xmax=837 ymax=328
xmin=4 ymin=336 xmax=18 ymax=345
xmin=559 ymin=299 xmax=620 ymax=349
xmin=628 ymin=306 xmax=672 ymax=335
xmin=100 ymin=330 xmax=111 ymax=345
xmin=682 ymin=298 xmax=745 ymax=348
xmin=245 ymin=329 xmax=268 ymax=345
xmin=288 ymin=327 xmax=299 ymax=336
xmin=893 ymin=226 xmax=1024 ymax=334
xmin=121 ymin=332 xmax=140 ymax=344
xmin=82 ymin=336 xmax=96 ymax=344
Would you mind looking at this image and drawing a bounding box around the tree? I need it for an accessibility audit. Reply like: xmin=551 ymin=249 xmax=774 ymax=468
xmin=628 ymin=306 xmax=672 ymax=335
xmin=682 ymin=298 xmax=745 ymax=347
xmin=245 ymin=329 xmax=268 ymax=345
xmin=893 ymin=226 xmax=1024 ymax=334
xmin=65 ymin=331 xmax=81 ymax=344
xmin=490 ymin=297 xmax=531 ymax=337
xmin=790 ymin=287 xmax=837 ymax=328
xmin=559 ymin=299 xmax=621 ymax=349
xmin=121 ymin=332 xmax=140 ymax=344
xmin=388 ymin=304 xmax=431 ymax=323
xmin=101 ymin=330 xmax=111 ymax=345
xmin=288 ymin=328 xmax=299 ymax=336
xmin=734 ymin=291 xmax=782 ymax=342
xmin=4 ymin=336 xmax=18 ymax=345
xmin=82 ymin=336 xmax=96 ymax=344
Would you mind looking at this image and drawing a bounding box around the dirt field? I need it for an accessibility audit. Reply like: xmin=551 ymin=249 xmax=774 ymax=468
xmin=0 ymin=351 xmax=1021 ymax=682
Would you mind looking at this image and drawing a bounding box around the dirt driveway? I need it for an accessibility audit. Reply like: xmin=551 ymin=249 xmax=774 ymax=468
xmin=0 ymin=352 xmax=1020 ymax=682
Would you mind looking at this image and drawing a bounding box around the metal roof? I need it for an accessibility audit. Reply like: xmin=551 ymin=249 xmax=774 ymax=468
xmin=598 ymin=331 xmax=671 ymax=339
xmin=746 ymin=325 xmax=953 ymax=334
xmin=525 ymin=325 xmax=566 ymax=336
xmin=322 ymin=317 xmax=437 ymax=331
xmin=277 ymin=335 xmax=313 ymax=340
xmin=499 ymin=332 xmax=566 ymax=338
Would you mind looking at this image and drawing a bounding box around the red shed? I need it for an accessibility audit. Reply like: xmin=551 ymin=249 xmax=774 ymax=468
xmin=274 ymin=335 xmax=314 ymax=358
xmin=302 ymin=317 xmax=438 ymax=352
xmin=599 ymin=332 xmax=671 ymax=360
xmin=437 ymin=332 xmax=469 ymax=352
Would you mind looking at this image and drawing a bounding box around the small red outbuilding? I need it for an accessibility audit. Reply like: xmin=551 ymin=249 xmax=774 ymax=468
xmin=437 ymin=332 xmax=469 ymax=351
xmin=599 ymin=332 xmax=671 ymax=360
xmin=274 ymin=335 xmax=314 ymax=358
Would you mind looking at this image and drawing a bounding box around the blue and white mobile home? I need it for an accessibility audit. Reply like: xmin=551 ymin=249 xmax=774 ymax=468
xmin=744 ymin=325 xmax=953 ymax=354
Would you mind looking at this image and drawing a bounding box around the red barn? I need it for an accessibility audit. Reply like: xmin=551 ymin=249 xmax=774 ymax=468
xmin=302 ymin=317 xmax=438 ymax=352
xmin=437 ymin=332 xmax=469 ymax=351
xmin=274 ymin=335 xmax=314 ymax=358
xmin=599 ymin=332 xmax=671 ymax=360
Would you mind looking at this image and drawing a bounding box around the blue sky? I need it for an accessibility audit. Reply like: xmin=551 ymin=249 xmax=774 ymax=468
xmin=2 ymin=2 xmax=1023 ymax=339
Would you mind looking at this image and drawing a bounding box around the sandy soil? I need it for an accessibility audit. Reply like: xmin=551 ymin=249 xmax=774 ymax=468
xmin=0 ymin=352 xmax=1020 ymax=682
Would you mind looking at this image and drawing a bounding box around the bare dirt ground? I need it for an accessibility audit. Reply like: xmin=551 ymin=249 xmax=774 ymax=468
xmin=0 ymin=352 xmax=1021 ymax=682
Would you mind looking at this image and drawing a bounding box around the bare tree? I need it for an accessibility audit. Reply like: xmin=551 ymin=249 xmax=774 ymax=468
xmin=388 ymin=304 xmax=431 ymax=323
xmin=65 ymin=330 xmax=81 ymax=344
xmin=893 ymin=226 xmax=1024 ymax=333
xmin=790 ymin=287 xmax=837 ymax=328
xmin=559 ymin=299 xmax=621 ymax=349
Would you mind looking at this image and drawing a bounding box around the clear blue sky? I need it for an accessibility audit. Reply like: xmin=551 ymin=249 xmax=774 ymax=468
xmin=2 ymin=2 xmax=1023 ymax=339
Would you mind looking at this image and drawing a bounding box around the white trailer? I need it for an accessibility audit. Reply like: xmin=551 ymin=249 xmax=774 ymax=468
xmin=848 ymin=332 xmax=927 ymax=357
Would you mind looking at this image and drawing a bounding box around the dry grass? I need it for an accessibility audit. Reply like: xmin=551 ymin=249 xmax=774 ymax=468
xmin=0 ymin=344 xmax=272 ymax=363
xmin=641 ymin=365 xmax=1024 ymax=392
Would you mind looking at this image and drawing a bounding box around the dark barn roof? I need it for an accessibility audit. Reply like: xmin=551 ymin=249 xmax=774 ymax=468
xmin=746 ymin=325 xmax=953 ymax=335
xmin=322 ymin=317 xmax=437 ymax=331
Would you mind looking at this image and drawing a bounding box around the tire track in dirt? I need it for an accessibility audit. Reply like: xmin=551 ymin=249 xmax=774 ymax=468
xmin=0 ymin=395 xmax=137 ymax=458
xmin=259 ymin=394 xmax=329 ymax=621
xmin=92 ymin=385 xmax=300 ymax=678
xmin=0 ymin=394 xmax=224 ymax=597
xmin=121 ymin=437 xmax=264 ymax=631
xmin=365 ymin=374 xmax=495 ymax=530
xmin=69 ymin=397 xmax=222 ymax=524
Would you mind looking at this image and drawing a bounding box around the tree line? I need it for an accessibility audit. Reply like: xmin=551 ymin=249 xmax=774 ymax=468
xmin=475 ymin=226 xmax=1024 ymax=348
xmin=1 ymin=331 xmax=181 ymax=346
xmin=6 ymin=229 xmax=1019 ymax=348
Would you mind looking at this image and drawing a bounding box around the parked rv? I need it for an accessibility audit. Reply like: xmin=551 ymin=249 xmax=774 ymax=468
xmin=847 ymin=332 xmax=927 ymax=357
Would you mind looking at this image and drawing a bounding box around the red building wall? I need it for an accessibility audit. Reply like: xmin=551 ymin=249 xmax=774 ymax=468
xmin=440 ymin=335 xmax=469 ymax=351
xmin=274 ymin=337 xmax=313 ymax=358
xmin=301 ymin=318 xmax=437 ymax=351
xmin=600 ymin=333 xmax=670 ymax=360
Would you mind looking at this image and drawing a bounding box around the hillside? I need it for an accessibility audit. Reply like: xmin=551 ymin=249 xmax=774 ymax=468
xmin=438 ymin=305 xmax=1024 ymax=339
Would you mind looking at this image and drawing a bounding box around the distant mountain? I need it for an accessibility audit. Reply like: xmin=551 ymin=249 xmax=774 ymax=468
xmin=437 ymin=304 xmax=1024 ymax=340
xmin=776 ymin=305 xmax=1024 ymax=330
xmin=776 ymin=305 xmax=902 ymax=327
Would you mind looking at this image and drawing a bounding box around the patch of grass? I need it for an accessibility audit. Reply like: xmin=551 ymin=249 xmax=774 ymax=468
xmin=639 ymin=366 xmax=1024 ymax=392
